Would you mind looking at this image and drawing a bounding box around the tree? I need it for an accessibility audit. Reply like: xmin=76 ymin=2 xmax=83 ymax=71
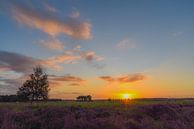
xmin=17 ymin=66 xmax=49 ymax=102
xmin=76 ymin=95 xmax=92 ymax=102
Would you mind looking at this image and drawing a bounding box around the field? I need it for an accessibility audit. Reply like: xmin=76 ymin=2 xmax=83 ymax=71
xmin=0 ymin=99 xmax=194 ymax=129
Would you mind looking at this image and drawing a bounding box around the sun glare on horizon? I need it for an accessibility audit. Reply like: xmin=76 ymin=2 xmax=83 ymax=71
xmin=121 ymin=93 xmax=133 ymax=100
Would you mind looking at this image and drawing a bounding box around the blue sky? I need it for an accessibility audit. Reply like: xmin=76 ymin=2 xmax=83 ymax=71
xmin=0 ymin=0 xmax=194 ymax=99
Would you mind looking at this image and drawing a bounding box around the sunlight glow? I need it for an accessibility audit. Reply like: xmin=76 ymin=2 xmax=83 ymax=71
xmin=121 ymin=93 xmax=133 ymax=100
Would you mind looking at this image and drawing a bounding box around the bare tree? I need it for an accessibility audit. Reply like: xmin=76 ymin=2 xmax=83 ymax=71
xmin=17 ymin=66 xmax=49 ymax=102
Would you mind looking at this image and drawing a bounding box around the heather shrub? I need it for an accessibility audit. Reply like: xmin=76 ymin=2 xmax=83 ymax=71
xmin=35 ymin=107 xmax=67 ymax=129
xmin=0 ymin=103 xmax=193 ymax=129
xmin=125 ymin=119 xmax=141 ymax=129
xmin=63 ymin=117 xmax=124 ymax=129
xmin=142 ymin=104 xmax=178 ymax=120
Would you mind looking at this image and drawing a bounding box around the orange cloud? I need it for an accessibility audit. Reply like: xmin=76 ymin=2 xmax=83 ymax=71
xmin=99 ymin=73 xmax=147 ymax=84
xmin=99 ymin=76 xmax=115 ymax=82
xmin=39 ymin=38 xmax=64 ymax=51
xmin=69 ymin=83 xmax=82 ymax=86
xmin=117 ymin=73 xmax=147 ymax=83
xmin=42 ymin=53 xmax=80 ymax=70
xmin=80 ymin=51 xmax=104 ymax=62
xmin=42 ymin=49 xmax=104 ymax=70
xmin=49 ymin=75 xmax=86 ymax=86
xmin=49 ymin=75 xmax=85 ymax=82
xmin=12 ymin=3 xmax=92 ymax=39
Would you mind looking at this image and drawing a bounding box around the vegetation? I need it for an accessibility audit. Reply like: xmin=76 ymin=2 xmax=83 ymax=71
xmin=0 ymin=95 xmax=19 ymax=102
xmin=17 ymin=66 xmax=49 ymax=102
xmin=76 ymin=95 xmax=92 ymax=101
xmin=0 ymin=100 xmax=193 ymax=129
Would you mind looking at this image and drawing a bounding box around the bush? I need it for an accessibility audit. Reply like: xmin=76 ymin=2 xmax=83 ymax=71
xmin=0 ymin=104 xmax=193 ymax=129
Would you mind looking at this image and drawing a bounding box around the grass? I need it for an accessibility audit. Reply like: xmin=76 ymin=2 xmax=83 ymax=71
xmin=0 ymin=99 xmax=193 ymax=111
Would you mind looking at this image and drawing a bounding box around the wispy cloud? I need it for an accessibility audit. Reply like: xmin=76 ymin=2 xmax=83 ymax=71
xmin=99 ymin=73 xmax=147 ymax=85
xmin=49 ymin=75 xmax=86 ymax=86
xmin=44 ymin=3 xmax=58 ymax=13
xmin=172 ymin=31 xmax=183 ymax=37
xmin=49 ymin=75 xmax=85 ymax=82
xmin=38 ymin=38 xmax=65 ymax=51
xmin=0 ymin=73 xmax=27 ymax=95
xmin=44 ymin=46 xmax=104 ymax=69
xmin=69 ymin=83 xmax=82 ymax=86
xmin=0 ymin=48 xmax=103 ymax=74
xmin=80 ymin=51 xmax=104 ymax=62
xmin=0 ymin=50 xmax=78 ymax=74
xmin=0 ymin=51 xmax=39 ymax=74
xmin=41 ymin=53 xmax=80 ymax=70
xmin=70 ymin=10 xmax=80 ymax=18
xmin=64 ymin=45 xmax=104 ymax=65
xmin=117 ymin=73 xmax=147 ymax=83
xmin=117 ymin=39 xmax=136 ymax=49
xmin=99 ymin=76 xmax=114 ymax=82
xmin=11 ymin=2 xmax=92 ymax=39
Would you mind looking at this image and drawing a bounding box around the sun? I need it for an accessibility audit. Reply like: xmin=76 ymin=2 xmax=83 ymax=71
xmin=122 ymin=93 xmax=132 ymax=100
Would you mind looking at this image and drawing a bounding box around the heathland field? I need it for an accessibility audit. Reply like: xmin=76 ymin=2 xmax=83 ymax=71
xmin=0 ymin=99 xmax=194 ymax=129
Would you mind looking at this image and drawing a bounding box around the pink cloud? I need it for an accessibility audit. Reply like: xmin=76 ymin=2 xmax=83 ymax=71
xmin=38 ymin=38 xmax=65 ymax=51
xmin=117 ymin=39 xmax=137 ymax=49
xmin=99 ymin=73 xmax=147 ymax=84
xmin=12 ymin=3 xmax=92 ymax=39
xmin=80 ymin=51 xmax=104 ymax=62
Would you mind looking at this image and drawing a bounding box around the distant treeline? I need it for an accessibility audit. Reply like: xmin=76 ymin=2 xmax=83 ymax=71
xmin=0 ymin=95 xmax=62 ymax=102
xmin=0 ymin=95 xmax=23 ymax=102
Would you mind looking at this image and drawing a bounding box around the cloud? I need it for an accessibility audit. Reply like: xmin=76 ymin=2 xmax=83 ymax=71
xmin=43 ymin=53 xmax=80 ymax=70
xmin=49 ymin=75 xmax=85 ymax=82
xmin=117 ymin=73 xmax=147 ymax=83
xmin=0 ymin=73 xmax=27 ymax=95
xmin=69 ymin=83 xmax=82 ymax=86
xmin=70 ymin=45 xmax=104 ymax=62
xmin=44 ymin=3 xmax=58 ymax=13
xmin=42 ymin=46 xmax=104 ymax=69
xmin=99 ymin=76 xmax=115 ymax=82
xmin=0 ymin=78 xmax=20 ymax=91
xmin=117 ymin=39 xmax=136 ymax=49
xmin=80 ymin=51 xmax=104 ymax=62
xmin=172 ymin=31 xmax=183 ymax=37
xmin=0 ymin=51 xmax=39 ymax=74
xmin=0 ymin=50 xmax=80 ymax=74
xmin=49 ymin=75 xmax=85 ymax=86
xmin=0 ymin=48 xmax=104 ymax=75
xmin=99 ymin=73 xmax=147 ymax=84
xmin=38 ymin=38 xmax=65 ymax=51
xmin=71 ymin=10 xmax=80 ymax=18
xmin=11 ymin=2 xmax=92 ymax=39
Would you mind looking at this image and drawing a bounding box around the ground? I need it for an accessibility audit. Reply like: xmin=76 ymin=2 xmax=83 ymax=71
xmin=0 ymin=99 xmax=194 ymax=129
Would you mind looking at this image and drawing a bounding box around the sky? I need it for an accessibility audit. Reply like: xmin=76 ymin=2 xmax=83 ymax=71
xmin=0 ymin=0 xmax=194 ymax=99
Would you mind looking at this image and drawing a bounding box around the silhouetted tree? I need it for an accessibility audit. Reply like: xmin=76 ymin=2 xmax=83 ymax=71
xmin=87 ymin=95 xmax=92 ymax=101
xmin=76 ymin=95 xmax=92 ymax=101
xmin=0 ymin=95 xmax=19 ymax=102
xmin=17 ymin=66 xmax=49 ymax=102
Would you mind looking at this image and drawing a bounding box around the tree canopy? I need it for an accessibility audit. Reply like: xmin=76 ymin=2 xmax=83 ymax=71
xmin=17 ymin=66 xmax=49 ymax=101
